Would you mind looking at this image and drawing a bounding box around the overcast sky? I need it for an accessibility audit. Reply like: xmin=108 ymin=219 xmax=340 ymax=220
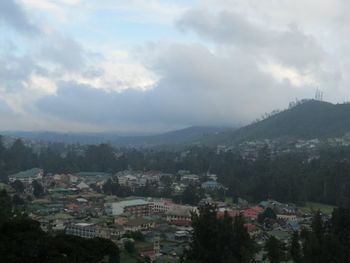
xmin=0 ymin=0 xmax=349 ymax=133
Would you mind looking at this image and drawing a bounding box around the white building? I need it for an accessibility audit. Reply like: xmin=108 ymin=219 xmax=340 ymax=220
xmin=165 ymin=205 xmax=197 ymax=222
xmin=151 ymin=199 xmax=175 ymax=214
xmin=109 ymin=199 xmax=150 ymax=216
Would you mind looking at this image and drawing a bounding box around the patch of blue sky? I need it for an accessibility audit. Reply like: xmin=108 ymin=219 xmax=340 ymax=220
xmin=0 ymin=30 xmax=32 ymax=56
xmin=64 ymin=9 xmax=201 ymax=49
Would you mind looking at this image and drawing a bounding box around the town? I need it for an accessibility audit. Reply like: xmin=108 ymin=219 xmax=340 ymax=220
xmin=2 ymin=166 xmax=329 ymax=262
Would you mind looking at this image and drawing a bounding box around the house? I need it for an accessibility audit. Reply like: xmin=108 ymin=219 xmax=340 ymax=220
xmin=174 ymin=230 xmax=191 ymax=242
xmin=117 ymin=174 xmax=137 ymax=187
xmin=9 ymin=168 xmax=43 ymax=184
xmin=66 ymin=222 xmax=125 ymax=240
xmin=123 ymin=217 xmax=155 ymax=232
xmin=151 ymin=199 xmax=175 ymax=215
xmin=201 ymin=181 xmax=223 ymax=190
xmin=181 ymin=174 xmax=199 ymax=183
xmin=243 ymin=206 xmax=264 ymax=221
xmin=68 ymin=174 xmax=79 ymax=183
xmin=166 ymin=205 xmax=196 ymax=222
xmin=109 ymin=199 xmax=151 ymax=216
xmin=77 ymin=182 xmax=90 ymax=191
xmin=207 ymin=174 xmax=218 ymax=181
xmin=277 ymin=214 xmax=297 ymax=221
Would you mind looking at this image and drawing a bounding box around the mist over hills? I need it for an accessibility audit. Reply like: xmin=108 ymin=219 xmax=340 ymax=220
xmin=1 ymin=126 xmax=232 ymax=147
xmin=3 ymin=100 xmax=350 ymax=148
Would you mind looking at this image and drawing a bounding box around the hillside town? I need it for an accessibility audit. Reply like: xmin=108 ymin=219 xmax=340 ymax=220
xmin=2 ymin=167 xmax=323 ymax=262
xmin=215 ymin=132 xmax=350 ymax=161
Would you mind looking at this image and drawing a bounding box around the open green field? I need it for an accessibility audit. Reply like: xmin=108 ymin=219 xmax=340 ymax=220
xmin=298 ymin=202 xmax=336 ymax=215
xmin=120 ymin=252 xmax=141 ymax=263
xmin=224 ymin=197 xmax=234 ymax=205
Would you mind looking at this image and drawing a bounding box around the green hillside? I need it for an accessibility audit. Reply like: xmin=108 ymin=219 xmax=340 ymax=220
xmin=211 ymin=100 xmax=350 ymax=145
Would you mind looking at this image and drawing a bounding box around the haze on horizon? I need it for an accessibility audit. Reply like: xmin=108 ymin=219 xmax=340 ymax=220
xmin=0 ymin=0 xmax=349 ymax=133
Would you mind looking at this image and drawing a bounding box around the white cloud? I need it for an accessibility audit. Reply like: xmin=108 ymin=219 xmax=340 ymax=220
xmin=21 ymin=0 xmax=190 ymax=25
xmin=260 ymin=62 xmax=316 ymax=88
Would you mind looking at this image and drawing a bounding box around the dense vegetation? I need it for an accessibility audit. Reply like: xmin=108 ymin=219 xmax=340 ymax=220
xmin=183 ymin=204 xmax=350 ymax=263
xmin=183 ymin=204 xmax=255 ymax=263
xmin=263 ymin=209 xmax=350 ymax=263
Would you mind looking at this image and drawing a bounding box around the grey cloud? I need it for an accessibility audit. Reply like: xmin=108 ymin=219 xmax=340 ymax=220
xmin=0 ymin=54 xmax=40 ymax=92
xmin=0 ymin=98 xmax=16 ymax=117
xmin=37 ymin=44 xmax=310 ymax=130
xmin=177 ymin=9 xmax=267 ymax=46
xmin=0 ymin=0 xmax=39 ymax=34
xmin=177 ymin=9 xmax=325 ymax=69
xmin=39 ymin=35 xmax=87 ymax=71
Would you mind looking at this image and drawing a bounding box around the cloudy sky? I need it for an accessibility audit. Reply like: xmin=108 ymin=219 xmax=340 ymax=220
xmin=0 ymin=0 xmax=349 ymax=133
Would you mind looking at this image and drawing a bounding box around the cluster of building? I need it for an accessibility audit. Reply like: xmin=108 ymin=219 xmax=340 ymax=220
xmin=216 ymin=132 xmax=350 ymax=161
xmin=6 ymin=168 xmax=319 ymax=262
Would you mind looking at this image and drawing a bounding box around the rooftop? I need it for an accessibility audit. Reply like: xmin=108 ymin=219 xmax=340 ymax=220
xmin=10 ymin=168 xmax=42 ymax=179
xmin=116 ymin=199 xmax=149 ymax=207
xmin=75 ymin=172 xmax=112 ymax=177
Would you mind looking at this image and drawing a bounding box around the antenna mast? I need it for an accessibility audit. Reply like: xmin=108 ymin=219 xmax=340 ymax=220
xmin=315 ymin=89 xmax=324 ymax=101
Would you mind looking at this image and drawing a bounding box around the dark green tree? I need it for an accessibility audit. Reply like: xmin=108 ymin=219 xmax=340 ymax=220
xmin=186 ymin=204 xmax=254 ymax=263
xmin=290 ymin=231 xmax=301 ymax=263
xmin=11 ymin=180 xmax=25 ymax=193
xmin=265 ymin=236 xmax=283 ymax=263
xmin=32 ymin=180 xmax=44 ymax=198
xmin=0 ymin=218 xmax=120 ymax=263
xmin=258 ymin=207 xmax=277 ymax=223
xmin=0 ymin=190 xmax=12 ymax=222
xmin=311 ymin=210 xmax=324 ymax=241
xmin=124 ymin=240 xmax=136 ymax=254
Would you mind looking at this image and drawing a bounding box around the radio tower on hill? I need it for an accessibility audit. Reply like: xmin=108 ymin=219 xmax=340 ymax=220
xmin=315 ymin=89 xmax=323 ymax=101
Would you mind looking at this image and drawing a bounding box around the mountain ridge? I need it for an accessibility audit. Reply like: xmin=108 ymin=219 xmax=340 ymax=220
xmin=207 ymin=100 xmax=350 ymax=145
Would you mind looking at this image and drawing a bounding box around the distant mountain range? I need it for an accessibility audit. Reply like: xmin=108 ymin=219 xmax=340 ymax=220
xmin=1 ymin=126 xmax=233 ymax=148
xmin=3 ymin=100 xmax=350 ymax=148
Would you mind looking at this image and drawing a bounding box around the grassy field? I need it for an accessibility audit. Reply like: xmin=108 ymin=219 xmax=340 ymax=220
xmin=298 ymin=202 xmax=336 ymax=215
xmin=224 ymin=197 xmax=234 ymax=205
xmin=120 ymin=252 xmax=142 ymax=263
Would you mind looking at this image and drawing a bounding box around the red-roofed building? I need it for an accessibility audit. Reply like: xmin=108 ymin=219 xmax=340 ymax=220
xmin=217 ymin=209 xmax=241 ymax=219
xmin=243 ymin=206 xmax=264 ymax=221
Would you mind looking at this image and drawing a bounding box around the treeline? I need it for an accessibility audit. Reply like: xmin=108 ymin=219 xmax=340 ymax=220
xmin=2 ymin=136 xmax=350 ymax=206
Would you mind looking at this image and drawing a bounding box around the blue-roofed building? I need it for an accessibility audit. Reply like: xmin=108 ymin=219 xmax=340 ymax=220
xmin=287 ymin=220 xmax=300 ymax=232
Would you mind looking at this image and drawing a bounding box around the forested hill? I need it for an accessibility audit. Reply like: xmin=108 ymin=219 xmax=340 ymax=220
xmin=209 ymin=100 xmax=350 ymax=145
